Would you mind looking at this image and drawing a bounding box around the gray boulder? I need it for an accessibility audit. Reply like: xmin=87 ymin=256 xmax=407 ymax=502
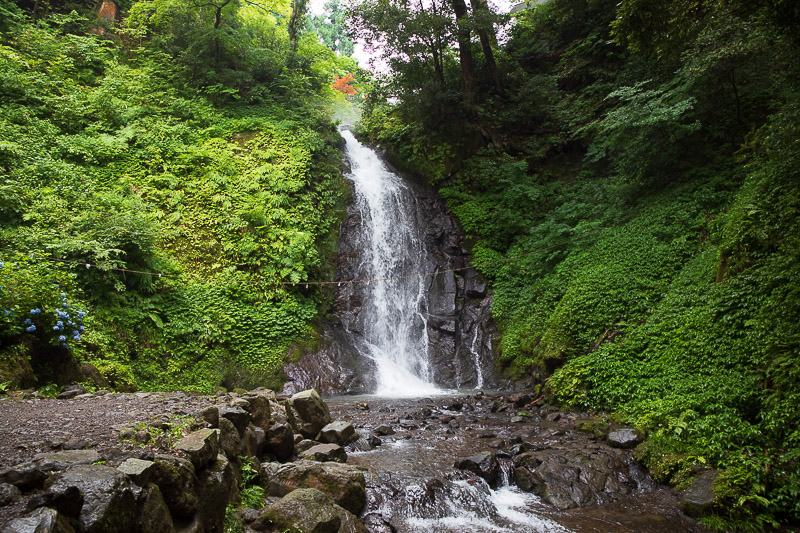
xmin=117 ymin=458 xmax=157 ymax=486
xmin=681 ymin=470 xmax=719 ymax=518
xmin=0 ymin=507 xmax=75 ymax=533
xmin=174 ymin=428 xmax=219 ymax=470
xmin=137 ymin=483 xmax=175 ymax=533
xmin=607 ymin=428 xmax=644 ymax=449
xmin=0 ymin=462 xmax=47 ymax=491
xmin=151 ymin=455 xmax=198 ymax=518
xmin=264 ymin=423 xmax=294 ymax=461
xmin=217 ymin=417 xmax=241 ymax=459
xmin=35 ymin=450 xmax=101 ymax=473
xmin=240 ymin=394 xmax=271 ymax=430
xmin=44 ymin=464 xmax=136 ymax=533
xmin=264 ymin=460 xmax=366 ymax=515
xmin=300 ymin=444 xmax=347 ymax=463
xmin=319 ymin=421 xmax=357 ymax=446
xmin=0 ymin=483 xmax=22 ymax=506
xmin=219 ymin=406 xmax=250 ymax=436
xmin=253 ymin=488 xmax=341 ymax=533
xmin=454 ymin=451 xmax=500 ymax=488
xmin=197 ymin=455 xmax=240 ymax=533
xmin=289 ymin=389 xmax=332 ymax=438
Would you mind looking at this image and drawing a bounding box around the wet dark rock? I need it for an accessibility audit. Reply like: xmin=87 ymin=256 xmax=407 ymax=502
xmin=198 ymin=406 xmax=219 ymax=428
xmin=0 ymin=482 xmax=22 ymax=506
xmin=289 ymin=389 xmax=333 ymax=438
xmin=607 ymin=428 xmax=644 ymax=448
xmin=264 ymin=460 xmax=366 ymax=514
xmin=513 ymin=447 xmax=650 ymax=510
xmin=240 ymin=394 xmax=271 ymax=430
xmin=337 ymin=504 xmax=370 ymax=533
xmin=117 ymin=458 xmax=157 ymax=486
xmin=296 ymin=439 xmax=321 ymax=454
xmin=174 ymin=428 xmax=219 ymax=470
xmin=265 ymin=423 xmax=295 ymax=461
xmin=56 ymin=385 xmax=85 ymax=400
xmin=197 ymin=455 xmax=240 ymax=533
xmin=242 ymin=424 xmax=260 ymax=458
xmin=356 ymin=402 xmax=370 ymax=411
xmin=218 ymin=406 xmax=250 ymax=436
xmin=0 ymin=507 xmax=76 ymax=533
xmin=507 ymin=393 xmax=533 ymax=407
xmin=35 ymin=449 xmax=101 ymax=473
xmin=0 ymin=462 xmax=47 ymax=491
xmin=454 ymin=451 xmax=500 ymax=488
xmin=152 ymin=454 xmax=198 ymax=518
xmin=361 ymin=513 xmax=396 ymax=533
xmin=62 ymin=438 xmax=91 ymax=450
xmin=681 ymin=470 xmax=719 ymax=518
xmin=366 ymin=435 xmax=382 ymax=447
xmin=319 ymin=421 xmax=358 ymax=446
xmin=44 ymin=464 xmax=136 ymax=532
xmin=373 ymin=424 xmax=394 ymax=436
xmin=300 ymin=443 xmax=347 ymax=463
xmin=137 ymin=483 xmax=175 ymax=533
xmin=253 ymin=488 xmax=341 ymax=533
xmin=217 ymin=417 xmax=241 ymax=459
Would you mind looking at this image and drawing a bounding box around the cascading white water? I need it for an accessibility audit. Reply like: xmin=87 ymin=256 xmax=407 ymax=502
xmin=341 ymin=130 xmax=439 ymax=396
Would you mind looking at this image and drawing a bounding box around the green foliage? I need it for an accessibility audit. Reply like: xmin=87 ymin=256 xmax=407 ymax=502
xmin=357 ymin=0 xmax=800 ymax=527
xmin=238 ymin=455 xmax=266 ymax=508
xmin=0 ymin=1 xmax=354 ymax=393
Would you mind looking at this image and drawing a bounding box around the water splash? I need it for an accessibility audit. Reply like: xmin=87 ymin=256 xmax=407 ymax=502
xmin=341 ymin=130 xmax=438 ymax=396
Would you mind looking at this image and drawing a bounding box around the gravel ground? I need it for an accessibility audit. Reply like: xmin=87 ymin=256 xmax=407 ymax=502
xmin=0 ymin=390 xmax=215 ymax=469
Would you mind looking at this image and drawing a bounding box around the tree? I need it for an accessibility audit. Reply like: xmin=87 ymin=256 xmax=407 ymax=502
xmin=331 ymin=72 xmax=358 ymax=96
xmin=307 ymin=0 xmax=355 ymax=56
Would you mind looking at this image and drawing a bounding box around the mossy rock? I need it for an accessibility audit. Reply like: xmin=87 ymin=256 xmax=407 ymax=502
xmin=575 ymin=417 xmax=609 ymax=439
xmin=0 ymin=345 xmax=35 ymax=389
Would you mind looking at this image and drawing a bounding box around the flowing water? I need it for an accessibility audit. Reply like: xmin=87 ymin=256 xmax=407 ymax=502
xmin=340 ymin=130 xmax=444 ymax=396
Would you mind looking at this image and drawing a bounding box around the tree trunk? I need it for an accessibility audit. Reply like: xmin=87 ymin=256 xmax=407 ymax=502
xmin=288 ymin=0 xmax=307 ymax=51
xmin=450 ymin=0 xmax=475 ymax=110
xmin=469 ymin=0 xmax=504 ymax=96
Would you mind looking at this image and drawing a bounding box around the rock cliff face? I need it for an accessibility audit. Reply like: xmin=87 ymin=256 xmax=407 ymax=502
xmin=283 ymin=150 xmax=496 ymax=396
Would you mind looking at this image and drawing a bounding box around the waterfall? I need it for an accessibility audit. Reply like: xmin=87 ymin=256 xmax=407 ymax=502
xmin=341 ymin=130 xmax=439 ymax=396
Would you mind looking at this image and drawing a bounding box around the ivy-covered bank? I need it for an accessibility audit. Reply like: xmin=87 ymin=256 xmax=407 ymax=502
xmin=0 ymin=1 xmax=359 ymax=393
xmin=353 ymin=0 xmax=799 ymax=528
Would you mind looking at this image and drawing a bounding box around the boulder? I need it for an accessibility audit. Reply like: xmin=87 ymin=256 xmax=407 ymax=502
xmin=137 ymin=483 xmax=175 ymax=533
xmin=0 ymin=462 xmax=47 ymax=491
xmin=117 ymin=458 xmax=157 ymax=486
xmin=217 ymin=417 xmax=241 ymax=459
xmin=681 ymin=470 xmax=719 ymax=518
xmin=454 ymin=451 xmax=500 ymax=488
xmin=336 ymin=506 xmax=369 ymax=533
xmin=0 ymin=507 xmax=75 ymax=533
xmin=289 ymin=389 xmax=332 ymax=438
xmin=197 ymin=455 xmax=240 ymax=533
xmin=44 ymin=464 xmax=136 ymax=533
xmin=512 ymin=447 xmax=649 ymax=510
xmin=300 ymin=444 xmax=347 ymax=463
xmin=607 ymin=428 xmax=644 ymax=449
xmin=253 ymin=488 xmax=341 ymax=533
xmin=152 ymin=455 xmax=198 ymax=518
xmin=242 ymin=425 xmax=260 ymax=458
xmin=318 ymin=421 xmax=358 ymax=446
xmin=372 ymin=424 xmax=394 ymax=436
xmin=0 ymin=483 xmax=22 ymax=506
xmin=264 ymin=423 xmax=294 ymax=461
xmin=219 ymin=406 xmax=250 ymax=436
xmin=198 ymin=406 xmax=219 ymax=428
xmin=264 ymin=460 xmax=366 ymax=515
xmin=35 ymin=450 xmax=101 ymax=472
xmin=240 ymin=394 xmax=271 ymax=430
xmin=174 ymin=428 xmax=219 ymax=470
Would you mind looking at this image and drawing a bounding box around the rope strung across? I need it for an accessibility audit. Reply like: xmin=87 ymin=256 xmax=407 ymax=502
xmin=0 ymin=226 xmax=604 ymax=287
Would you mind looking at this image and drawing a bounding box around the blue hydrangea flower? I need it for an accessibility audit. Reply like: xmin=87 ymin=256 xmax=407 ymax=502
xmin=78 ymin=311 xmax=86 ymax=317
xmin=58 ymin=335 xmax=66 ymax=341
xmin=73 ymin=335 xmax=81 ymax=342
xmin=26 ymin=325 xmax=36 ymax=332
xmin=24 ymin=318 xmax=32 ymax=326
xmin=79 ymin=326 xmax=85 ymax=332
xmin=30 ymin=308 xmax=41 ymax=315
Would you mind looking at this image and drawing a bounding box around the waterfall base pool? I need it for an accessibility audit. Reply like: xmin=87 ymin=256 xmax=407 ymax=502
xmin=327 ymin=393 xmax=706 ymax=533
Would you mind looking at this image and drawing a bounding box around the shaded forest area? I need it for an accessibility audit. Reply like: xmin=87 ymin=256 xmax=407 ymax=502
xmin=352 ymin=0 xmax=800 ymax=528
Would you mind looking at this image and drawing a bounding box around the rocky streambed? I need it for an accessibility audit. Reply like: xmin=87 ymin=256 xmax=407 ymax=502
xmin=0 ymin=388 xmax=707 ymax=532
